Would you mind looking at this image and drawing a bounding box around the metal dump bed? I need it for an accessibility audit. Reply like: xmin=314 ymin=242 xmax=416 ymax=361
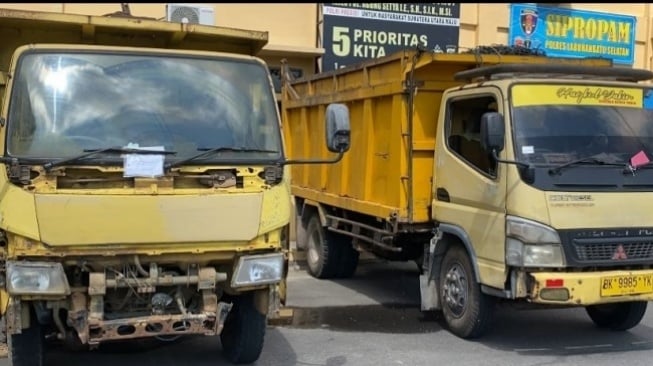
xmin=282 ymin=49 xmax=614 ymax=225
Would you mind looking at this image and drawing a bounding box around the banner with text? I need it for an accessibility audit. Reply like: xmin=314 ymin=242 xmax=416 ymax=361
xmin=508 ymin=4 xmax=636 ymax=65
xmin=512 ymin=84 xmax=643 ymax=108
xmin=321 ymin=3 xmax=460 ymax=71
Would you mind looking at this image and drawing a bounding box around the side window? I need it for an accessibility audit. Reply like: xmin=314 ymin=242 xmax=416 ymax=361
xmin=446 ymin=95 xmax=499 ymax=176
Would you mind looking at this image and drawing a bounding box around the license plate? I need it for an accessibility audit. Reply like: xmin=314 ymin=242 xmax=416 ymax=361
xmin=600 ymin=274 xmax=653 ymax=297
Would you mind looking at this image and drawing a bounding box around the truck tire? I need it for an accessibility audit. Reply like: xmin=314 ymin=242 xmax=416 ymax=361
xmin=439 ymin=245 xmax=494 ymax=339
xmin=220 ymin=293 xmax=266 ymax=364
xmin=336 ymin=243 xmax=359 ymax=279
xmin=585 ymin=301 xmax=648 ymax=331
xmin=305 ymin=214 xmax=339 ymax=279
xmin=8 ymin=310 xmax=45 ymax=366
xmin=295 ymin=211 xmax=308 ymax=251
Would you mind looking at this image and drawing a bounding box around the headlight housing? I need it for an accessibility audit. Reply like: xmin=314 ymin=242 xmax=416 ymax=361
xmin=7 ymin=261 xmax=70 ymax=296
xmin=505 ymin=216 xmax=565 ymax=267
xmin=231 ymin=253 xmax=284 ymax=288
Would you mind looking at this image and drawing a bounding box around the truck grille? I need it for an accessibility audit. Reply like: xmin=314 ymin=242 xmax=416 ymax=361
xmin=573 ymin=240 xmax=653 ymax=262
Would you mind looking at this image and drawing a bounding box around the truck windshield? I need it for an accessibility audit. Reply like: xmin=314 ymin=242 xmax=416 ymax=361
xmin=6 ymin=51 xmax=282 ymax=162
xmin=511 ymin=85 xmax=653 ymax=166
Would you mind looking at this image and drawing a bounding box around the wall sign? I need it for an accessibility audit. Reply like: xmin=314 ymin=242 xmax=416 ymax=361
xmin=322 ymin=3 xmax=460 ymax=71
xmin=508 ymin=4 xmax=636 ymax=65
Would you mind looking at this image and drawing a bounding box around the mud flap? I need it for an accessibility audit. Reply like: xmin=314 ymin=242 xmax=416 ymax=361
xmin=419 ymin=274 xmax=441 ymax=311
xmin=420 ymin=229 xmax=443 ymax=311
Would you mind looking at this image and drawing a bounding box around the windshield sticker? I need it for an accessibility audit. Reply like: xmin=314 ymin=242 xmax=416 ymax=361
xmin=512 ymin=85 xmax=643 ymax=108
xmin=630 ymin=150 xmax=651 ymax=168
xmin=521 ymin=145 xmax=534 ymax=154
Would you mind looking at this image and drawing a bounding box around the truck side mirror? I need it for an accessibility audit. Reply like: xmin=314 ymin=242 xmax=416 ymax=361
xmin=325 ymin=103 xmax=351 ymax=153
xmin=480 ymin=112 xmax=505 ymax=154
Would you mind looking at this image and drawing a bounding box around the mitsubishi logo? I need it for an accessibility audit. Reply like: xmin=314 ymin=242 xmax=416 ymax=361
xmin=612 ymin=245 xmax=628 ymax=260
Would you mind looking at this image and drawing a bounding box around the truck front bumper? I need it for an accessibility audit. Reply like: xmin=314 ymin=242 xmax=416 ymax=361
xmin=529 ymin=269 xmax=653 ymax=305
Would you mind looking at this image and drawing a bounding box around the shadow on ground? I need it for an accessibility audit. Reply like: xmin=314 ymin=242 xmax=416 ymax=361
xmin=45 ymin=328 xmax=297 ymax=366
xmin=479 ymin=304 xmax=653 ymax=357
xmin=289 ymin=257 xmax=653 ymax=358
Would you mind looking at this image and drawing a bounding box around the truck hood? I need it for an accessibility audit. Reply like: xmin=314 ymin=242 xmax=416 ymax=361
xmin=34 ymin=193 xmax=263 ymax=246
xmin=545 ymin=192 xmax=653 ymax=230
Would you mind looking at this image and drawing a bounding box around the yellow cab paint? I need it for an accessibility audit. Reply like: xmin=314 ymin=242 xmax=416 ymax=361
xmin=0 ymin=9 xmax=295 ymax=363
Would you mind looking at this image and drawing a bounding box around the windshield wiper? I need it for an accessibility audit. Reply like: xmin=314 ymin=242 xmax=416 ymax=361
xmin=623 ymin=160 xmax=653 ymax=176
xmin=43 ymin=147 xmax=176 ymax=172
xmin=164 ymin=147 xmax=279 ymax=170
xmin=548 ymin=154 xmax=626 ymax=175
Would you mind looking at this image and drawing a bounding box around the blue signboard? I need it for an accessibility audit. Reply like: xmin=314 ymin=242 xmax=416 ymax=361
xmin=508 ymin=4 xmax=636 ymax=65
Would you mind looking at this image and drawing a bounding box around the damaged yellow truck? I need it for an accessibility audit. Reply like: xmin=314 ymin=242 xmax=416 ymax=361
xmin=284 ymin=48 xmax=653 ymax=339
xmin=0 ymin=8 xmax=350 ymax=365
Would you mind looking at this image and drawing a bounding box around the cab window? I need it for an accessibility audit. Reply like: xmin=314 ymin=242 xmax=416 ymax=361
xmin=446 ymin=95 xmax=498 ymax=176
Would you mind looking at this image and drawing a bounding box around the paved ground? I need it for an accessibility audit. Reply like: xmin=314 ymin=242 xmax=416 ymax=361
xmin=3 ymin=259 xmax=653 ymax=366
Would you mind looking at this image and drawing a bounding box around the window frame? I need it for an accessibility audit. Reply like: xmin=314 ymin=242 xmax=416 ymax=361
xmin=444 ymin=90 xmax=503 ymax=180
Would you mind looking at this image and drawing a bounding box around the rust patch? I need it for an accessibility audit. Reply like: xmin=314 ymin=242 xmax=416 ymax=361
xmin=86 ymin=302 xmax=232 ymax=344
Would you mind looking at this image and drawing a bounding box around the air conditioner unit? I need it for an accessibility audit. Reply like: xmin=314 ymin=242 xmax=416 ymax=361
xmin=166 ymin=4 xmax=215 ymax=26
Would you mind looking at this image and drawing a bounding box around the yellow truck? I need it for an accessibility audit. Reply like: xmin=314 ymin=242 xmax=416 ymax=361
xmin=284 ymin=47 xmax=653 ymax=339
xmin=0 ymin=8 xmax=350 ymax=365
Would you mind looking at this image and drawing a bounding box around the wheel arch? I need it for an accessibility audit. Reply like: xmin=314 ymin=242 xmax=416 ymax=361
xmin=296 ymin=198 xmax=327 ymax=227
xmin=436 ymin=223 xmax=482 ymax=283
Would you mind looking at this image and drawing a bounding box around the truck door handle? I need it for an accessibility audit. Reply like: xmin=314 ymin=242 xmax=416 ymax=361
xmin=436 ymin=188 xmax=450 ymax=202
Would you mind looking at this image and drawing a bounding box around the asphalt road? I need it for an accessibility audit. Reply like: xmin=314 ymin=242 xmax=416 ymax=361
xmin=4 ymin=259 xmax=653 ymax=366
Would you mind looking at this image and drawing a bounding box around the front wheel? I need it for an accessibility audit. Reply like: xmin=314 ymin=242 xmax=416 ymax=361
xmin=220 ymin=293 xmax=267 ymax=364
xmin=8 ymin=308 xmax=45 ymax=366
xmin=586 ymin=301 xmax=648 ymax=331
xmin=439 ymin=245 xmax=495 ymax=339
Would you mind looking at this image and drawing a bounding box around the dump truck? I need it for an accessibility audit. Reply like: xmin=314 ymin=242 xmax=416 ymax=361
xmin=0 ymin=8 xmax=350 ymax=365
xmin=283 ymin=47 xmax=653 ymax=339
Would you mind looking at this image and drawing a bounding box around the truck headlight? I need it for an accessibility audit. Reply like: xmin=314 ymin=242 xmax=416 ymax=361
xmin=232 ymin=253 xmax=284 ymax=288
xmin=7 ymin=261 xmax=70 ymax=296
xmin=506 ymin=216 xmax=565 ymax=267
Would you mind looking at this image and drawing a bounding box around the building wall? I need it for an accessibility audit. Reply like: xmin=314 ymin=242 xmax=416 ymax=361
xmin=0 ymin=3 xmax=321 ymax=85
xmin=2 ymin=3 xmax=650 ymax=69
xmin=1 ymin=3 xmax=317 ymax=49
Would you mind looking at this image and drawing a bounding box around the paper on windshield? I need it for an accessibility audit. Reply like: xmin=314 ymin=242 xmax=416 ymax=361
xmin=123 ymin=144 xmax=165 ymax=178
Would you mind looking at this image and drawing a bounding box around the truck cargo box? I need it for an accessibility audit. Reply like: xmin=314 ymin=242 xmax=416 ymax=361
xmin=282 ymin=49 xmax=613 ymax=227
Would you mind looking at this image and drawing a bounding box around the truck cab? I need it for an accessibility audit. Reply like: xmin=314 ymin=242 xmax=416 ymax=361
xmin=0 ymin=9 xmax=350 ymax=365
xmin=427 ymin=63 xmax=653 ymax=337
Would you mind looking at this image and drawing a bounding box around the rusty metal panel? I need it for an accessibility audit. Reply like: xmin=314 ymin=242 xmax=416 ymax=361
xmin=0 ymin=8 xmax=269 ymax=106
xmin=0 ymin=8 xmax=268 ymax=73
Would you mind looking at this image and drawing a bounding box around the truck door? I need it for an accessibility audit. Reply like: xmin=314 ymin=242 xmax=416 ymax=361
xmin=432 ymin=87 xmax=508 ymax=289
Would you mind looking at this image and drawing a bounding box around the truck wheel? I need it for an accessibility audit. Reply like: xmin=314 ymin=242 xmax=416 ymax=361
xmin=439 ymin=245 xmax=494 ymax=339
xmin=220 ymin=293 xmax=266 ymax=364
xmin=305 ymin=214 xmax=340 ymax=279
xmin=336 ymin=243 xmax=359 ymax=279
xmin=8 ymin=310 xmax=45 ymax=366
xmin=585 ymin=301 xmax=648 ymax=331
xmin=295 ymin=211 xmax=308 ymax=251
